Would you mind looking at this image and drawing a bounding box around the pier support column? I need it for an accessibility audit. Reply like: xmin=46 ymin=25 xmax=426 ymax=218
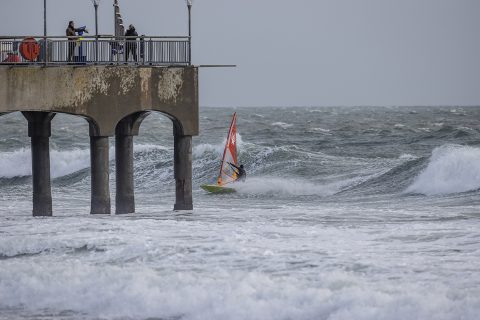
xmin=90 ymin=127 xmax=111 ymax=214
xmin=22 ymin=112 xmax=56 ymax=216
xmin=173 ymin=134 xmax=193 ymax=210
xmin=115 ymin=119 xmax=135 ymax=214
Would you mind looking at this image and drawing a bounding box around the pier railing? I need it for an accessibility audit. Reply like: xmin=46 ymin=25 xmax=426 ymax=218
xmin=0 ymin=36 xmax=191 ymax=66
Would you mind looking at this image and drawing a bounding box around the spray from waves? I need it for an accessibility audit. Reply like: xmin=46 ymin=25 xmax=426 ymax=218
xmin=193 ymin=134 xmax=245 ymax=158
xmin=271 ymin=122 xmax=293 ymax=129
xmin=406 ymin=144 xmax=480 ymax=195
xmin=232 ymin=176 xmax=358 ymax=197
xmin=0 ymin=144 xmax=171 ymax=179
xmin=1 ymin=262 xmax=477 ymax=320
xmin=0 ymin=148 xmax=31 ymax=178
xmin=0 ymin=148 xmax=91 ymax=179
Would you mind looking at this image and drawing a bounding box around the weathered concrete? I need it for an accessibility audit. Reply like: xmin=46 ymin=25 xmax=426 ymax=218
xmin=173 ymin=134 xmax=193 ymax=210
xmin=114 ymin=113 xmax=148 ymax=214
xmin=90 ymin=133 xmax=111 ymax=214
xmin=0 ymin=66 xmax=199 ymax=136
xmin=22 ymin=112 xmax=55 ymax=216
xmin=1 ymin=66 xmax=198 ymax=213
xmin=115 ymin=133 xmax=134 ymax=214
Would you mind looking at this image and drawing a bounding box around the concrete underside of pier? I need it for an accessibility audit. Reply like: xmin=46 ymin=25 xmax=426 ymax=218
xmin=0 ymin=66 xmax=198 ymax=136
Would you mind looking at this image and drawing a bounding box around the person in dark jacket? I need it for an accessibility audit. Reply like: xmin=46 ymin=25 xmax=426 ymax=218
xmin=66 ymin=21 xmax=88 ymax=62
xmin=125 ymin=24 xmax=138 ymax=62
xmin=228 ymin=162 xmax=246 ymax=182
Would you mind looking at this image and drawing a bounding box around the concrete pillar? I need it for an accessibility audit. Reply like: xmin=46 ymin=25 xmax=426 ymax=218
xmin=22 ymin=112 xmax=55 ymax=216
xmin=115 ymin=120 xmax=135 ymax=214
xmin=90 ymin=134 xmax=111 ymax=214
xmin=173 ymin=134 xmax=193 ymax=210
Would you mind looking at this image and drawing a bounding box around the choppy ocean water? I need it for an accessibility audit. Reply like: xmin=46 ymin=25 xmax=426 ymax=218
xmin=0 ymin=106 xmax=479 ymax=319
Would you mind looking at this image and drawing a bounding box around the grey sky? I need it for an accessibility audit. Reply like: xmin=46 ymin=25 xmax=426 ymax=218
xmin=1 ymin=0 xmax=479 ymax=107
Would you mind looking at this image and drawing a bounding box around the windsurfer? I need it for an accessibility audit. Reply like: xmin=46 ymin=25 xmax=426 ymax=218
xmin=228 ymin=162 xmax=246 ymax=182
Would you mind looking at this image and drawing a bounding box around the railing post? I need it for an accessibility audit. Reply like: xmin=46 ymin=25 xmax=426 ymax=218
xmin=44 ymin=37 xmax=48 ymax=66
xmin=149 ymin=38 xmax=153 ymax=65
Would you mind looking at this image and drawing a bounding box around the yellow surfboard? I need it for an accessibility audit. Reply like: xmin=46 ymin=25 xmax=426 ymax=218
xmin=200 ymin=184 xmax=236 ymax=194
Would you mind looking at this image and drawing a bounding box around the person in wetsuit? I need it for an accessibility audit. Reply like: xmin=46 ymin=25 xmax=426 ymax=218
xmin=228 ymin=162 xmax=246 ymax=182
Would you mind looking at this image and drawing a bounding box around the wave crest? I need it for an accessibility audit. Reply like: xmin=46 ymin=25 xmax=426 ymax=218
xmin=233 ymin=177 xmax=352 ymax=197
xmin=406 ymin=144 xmax=480 ymax=195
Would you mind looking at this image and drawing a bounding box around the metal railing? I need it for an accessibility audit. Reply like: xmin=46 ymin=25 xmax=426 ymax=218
xmin=0 ymin=36 xmax=191 ymax=66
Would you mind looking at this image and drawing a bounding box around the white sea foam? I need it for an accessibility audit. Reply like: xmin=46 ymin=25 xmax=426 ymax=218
xmin=406 ymin=145 xmax=480 ymax=195
xmin=0 ymin=144 xmax=169 ymax=179
xmin=0 ymin=148 xmax=92 ymax=178
xmin=310 ymin=127 xmax=332 ymax=135
xmin=234 ymin=177 xmax=348 ymax=196
xmin=134 ymin=144 xmax=171 ymax=152
xmin=193 ymin=142 xmax=224 ymax=157
xmin=50 ymin=149 xmax=92 ymax=178
xmin=271 ymin=122 xmax=293 ymax=129
xmin=0 ymin=148 xmax=32 ymax=178
xmin=0 ymin=262 xmax=478 ymax=320
xmin=399 ymin=153 xmax=417 ymax=160
xmin=193 ymin=134 xmax=245 ymax=158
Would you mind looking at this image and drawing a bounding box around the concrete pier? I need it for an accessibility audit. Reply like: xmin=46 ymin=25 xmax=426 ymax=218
xmin=1 ymin=66 xmax=199 ymax=215
xmin=22 ymin=112 xmax=55 ymax=216
xmin=90 ymin=133 xmax=111 ymax=214
xmin=115 ymin=115 xmax=141 ymax=214
xmin=115 ymin=133 xmax=134 ymax=214
xmin=173 ymin=134 xmax=193 ymax=210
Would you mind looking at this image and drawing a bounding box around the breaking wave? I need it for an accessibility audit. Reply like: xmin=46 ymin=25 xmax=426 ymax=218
xmin=406 ymin=145 xmax=480 ymax=195
xmin=233 ymin=177 xmax=350 ymax=197
xmin=0 ymin=144 xmax=171 ymax=179
xmin=0 ymin=148 xmax=91 ymax=179
xmin=1 ymin=264 xmax=478 ymax=320
xmin=2 ymin=138 xmax=480 ymax=200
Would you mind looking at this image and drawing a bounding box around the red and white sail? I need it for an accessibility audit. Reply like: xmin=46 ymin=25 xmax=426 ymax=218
xmin=217 ymin=113 xmax=238 ymax=185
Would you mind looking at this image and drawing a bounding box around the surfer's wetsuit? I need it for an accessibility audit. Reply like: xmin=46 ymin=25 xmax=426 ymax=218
xmin=228 ymin=163 xmax=246 ymax=182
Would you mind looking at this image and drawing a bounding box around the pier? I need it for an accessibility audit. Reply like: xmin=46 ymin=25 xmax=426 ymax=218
xmin=0 ymin=2 xmax=198 ymax=215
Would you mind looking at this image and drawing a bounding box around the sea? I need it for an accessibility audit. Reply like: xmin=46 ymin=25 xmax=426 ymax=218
xmin=0 ymin=106 xmax=479 ymax=320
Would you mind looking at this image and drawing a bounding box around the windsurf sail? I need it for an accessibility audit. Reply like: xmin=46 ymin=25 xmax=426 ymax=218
xmin=217 ymin=112 xmax=238 ymax=186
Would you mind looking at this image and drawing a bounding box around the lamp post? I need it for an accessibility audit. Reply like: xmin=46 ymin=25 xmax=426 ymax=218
xmin=92 ymin=0 xmax=101 ymax=63
xmin=187 ymin=0 xmax=192 ymax=65
xmin=43 ymin=0 xmax=47 ymax=37
xmin=43 ymin=0 xmax=48 ymax=65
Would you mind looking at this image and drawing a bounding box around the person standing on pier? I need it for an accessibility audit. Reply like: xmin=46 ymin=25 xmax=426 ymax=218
xmin=125 ymin=24 xmax=138 ymax=62
xmin=66 ymin=21 xmax=88 ymax=62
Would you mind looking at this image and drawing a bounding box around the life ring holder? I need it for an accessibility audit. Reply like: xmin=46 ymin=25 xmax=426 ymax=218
xmin=19 ymin=37 xmax=40 ymax=62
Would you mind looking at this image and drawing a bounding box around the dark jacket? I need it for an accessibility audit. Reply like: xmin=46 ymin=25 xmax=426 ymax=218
xmin=125 ymin=28 xmax=138 ymax=39
xmin=228 ymin=163 xmax=246 ymax=182
xmin=66 ymin=25 xmax=77 ymax=38
xmin=66 ymin=25 xmax=85 ymax=38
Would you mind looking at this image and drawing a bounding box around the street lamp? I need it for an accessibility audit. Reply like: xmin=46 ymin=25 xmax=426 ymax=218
xmin=186 ymin=0 xmax=192 ymax=64
xmin=43 ymin=0 xmax=47 ymax=37
xmin=92 ymin=0 xmax=100 ymax=37
xmin=91 ymin=0 xmax=101 ymax=62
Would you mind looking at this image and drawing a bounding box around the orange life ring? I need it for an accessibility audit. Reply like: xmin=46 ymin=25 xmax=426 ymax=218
xmin=19 ymin=37 xmax=40 ymax=62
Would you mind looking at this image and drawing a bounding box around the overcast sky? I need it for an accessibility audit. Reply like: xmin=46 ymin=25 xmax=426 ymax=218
xmin=1 ymin=0 xmax=479 ymax=107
